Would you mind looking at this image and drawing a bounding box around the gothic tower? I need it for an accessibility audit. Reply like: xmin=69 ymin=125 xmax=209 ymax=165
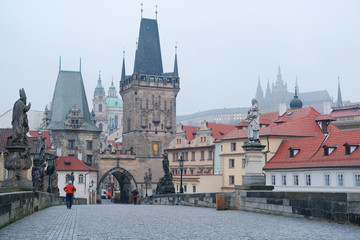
xmin=271 ymin=65 xmax=288 ymax=111
xmin=255 ymin=77 xmax=264 ymax=110
xmin=120 ymin=17 xmax=180 ymax=161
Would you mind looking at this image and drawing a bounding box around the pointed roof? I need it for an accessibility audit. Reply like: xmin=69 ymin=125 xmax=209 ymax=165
xmin=290 ymin=86 xmax=303 ymax=110
xmin=94 ymin=71 xmax=105 ymax=96
xmin=121 ymin=51 xmax=126 ymax=81
xmin=47 ymin=70 xmax=100 ymax=131
xmin=337 ymin=77 xmax=343 ymax=107
xmin=255 ymin=77 xmax=264 ymax=107
xmin=275 ymin=65 xmax=284 ymax=87
xmin=133 ymin=18 xmax=163 ymax=75
xmin=173 ymin=48 xmax=179 ymax=77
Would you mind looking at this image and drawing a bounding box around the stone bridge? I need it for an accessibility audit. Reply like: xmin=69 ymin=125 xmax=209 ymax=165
xmin=1 ymin=204 xmax=360 ymax=239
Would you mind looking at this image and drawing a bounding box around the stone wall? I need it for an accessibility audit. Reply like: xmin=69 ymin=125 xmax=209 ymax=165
xmin=0 ymin=191 xmax=87 ymax=228
xmin=150 ymin=192 xmax=237 ymax=209
xmin=238 ymin=191 xmax=360 ymax=225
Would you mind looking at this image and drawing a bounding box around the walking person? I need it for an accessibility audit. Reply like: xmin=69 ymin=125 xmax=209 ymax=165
xmin=64 ymin=180 xmax=77 ymax=209
xmin=131 ymin=189 xmax=139 ymax=205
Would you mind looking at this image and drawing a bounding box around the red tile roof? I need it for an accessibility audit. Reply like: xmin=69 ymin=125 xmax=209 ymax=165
xmin=29 ymin=130 xmax=51 ymax=148
xmin=331 ymin=108 xmax=360 ymax=118
xmin=264 ymin=129 xmax=360 ymax=170
xmin=222 ymin=107 xmax=340 ymax=140
xmin=183 ymin=126 xmax=198 ymax=141
xmin=55 ymin=156 xmax=98 ymax=171
xmin=207 ymin=123 xmax=234 ymax=140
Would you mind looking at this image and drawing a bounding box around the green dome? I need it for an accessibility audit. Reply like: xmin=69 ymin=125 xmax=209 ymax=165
xmin=106 ymin=97 xmax=123 ymax=108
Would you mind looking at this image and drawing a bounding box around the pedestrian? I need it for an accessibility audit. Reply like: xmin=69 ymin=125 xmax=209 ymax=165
xmin=64 ymin=180 xmax=77 ymax=209
xmin=131 ymin=189 xmax=139 ymax=205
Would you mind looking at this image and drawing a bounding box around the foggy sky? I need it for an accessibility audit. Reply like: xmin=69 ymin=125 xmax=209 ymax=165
xmin=0 ymin=0 xmax=359 ymax=116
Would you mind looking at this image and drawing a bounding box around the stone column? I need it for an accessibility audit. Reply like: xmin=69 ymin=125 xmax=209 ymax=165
xmin=1 ymin=145 xmax=33 ymax=189
xmin=241 ymin=144 xmax=266 ymax=186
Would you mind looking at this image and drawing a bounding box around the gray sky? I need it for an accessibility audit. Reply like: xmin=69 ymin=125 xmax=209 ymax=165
xmin=1 ymin=0 xmax=359 ymax=116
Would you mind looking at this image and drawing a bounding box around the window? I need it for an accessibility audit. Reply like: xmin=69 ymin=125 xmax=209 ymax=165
xmin=87 ymin=141 xmax=93 ymax=150
xmin=271 ymin=175 xmax=276 ymax=185
xmin=87 ymin=155 xmax=93 ymax=165
xmin=281 ymin=175 xmax=287 ymax=186
xmin=153 ymin=143 xmax=159 ymax=156
xmin=289 ymin=148 xmax=300 ymax=158
xmin=78 ymin=174 xmax=84 ymax=183
xmin=200 ymin=151 xmax=204 ymax=160
xmin=229 ymin=175 xmax=235 ymax=185
xmin=293 ymin=174 xmax=299 ymax=186
xmin=242 ymin=159 xmax=246 ymax=168
xmin=184 ymin=185 xmax=187 ymax=192
xmin=208 ymin=151 xmax=213 ymax=160
xmin=231 ymin=143 xmax=236 ymax=151
xmin=323 ymin=146 xmax=336 ymax=156
xmin=190 ymin=169 xmax=194 ymax=175
xmin=99 ymin=104 xmax=102 ymax=112
xmin=229 ymin=159 xmax=235 ymax=168
xmin=172 ymin=153 xmax=176 ymax=162
xmin=193 ymin=186 xmax=196 ymax=193
xmin=182 ymin=169 xmax=187 ymax=175
xmin=191 ymin=152 xmax=195 ymax=161
xmin=175 ymin=152 xmax=178 ymax=161
xmin=68 ymin=140 xmax=74 ymax=149
xmin=66 ymin=174 xmax=71 ymax=183
xmin=177 ymin=139 xmax=181 ymax=144
xmin=355 ymin=174 xmax=360 ymax=187
xmin=306 ymin=174 xmax=311 ymax=186
xmin=337 ymin=173 xmax=344 ymax=187
xmin=184 ymin=152 xmax=188 ymax=161
xmin=148 ymin=123 xmax=151 ymax=129
xmin=324 ymin=174 xmax=330 ymax=186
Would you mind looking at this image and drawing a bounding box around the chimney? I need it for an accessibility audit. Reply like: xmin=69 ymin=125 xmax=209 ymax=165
xmin=279 ymin=103 xmax=287 ymax=116
xmin=323 ymin=101 xmax=331 ymax=115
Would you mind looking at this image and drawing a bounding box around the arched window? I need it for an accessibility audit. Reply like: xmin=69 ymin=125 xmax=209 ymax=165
xmin=78 ymin=174 xmax=84 ymax=183
xmin=99 ymin=123 xmax=103 ymax=131
xmin=99 ymin=104 xmax=103 ymax=112
xmin=66 ymin=174 xmax=71 ymax=183
xmin=115 ymin=115 xmax=118 ymax=128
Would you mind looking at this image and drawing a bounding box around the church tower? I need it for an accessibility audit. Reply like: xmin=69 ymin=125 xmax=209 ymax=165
xmin=120 ymin=17 xmax=180 ymax=160
xmin=255 ymin=77 xmax=264 ymax=110
xmin=271 ymin=65 xmax=288 ymax=111
xmin=93 ymin=71 xmax=107 ymax=147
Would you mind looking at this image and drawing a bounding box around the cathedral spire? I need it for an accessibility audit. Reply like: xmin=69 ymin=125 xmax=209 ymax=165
xmin=173 ymin=43 xmax=178 ymax=77
xmin=59 ymin=56 xmax=61 ymax=72
xmin=295 ymin=75 xmax=299 ymax=95
xmin=275 ymin=65 xmax=284 ymax=86
xmin=121 ymin=50 xmax=126 ymax=81
xmin=79 ymin=58 xmax=82 ymax=72
xmin=255 ymin=77 xmax=264 ymax=108
xmin=337 ymin=75 xmax=343 ymax=107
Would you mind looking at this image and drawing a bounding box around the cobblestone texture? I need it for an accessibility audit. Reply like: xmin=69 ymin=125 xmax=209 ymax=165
xmin=1 ymin=204 xmax=360 ymax=240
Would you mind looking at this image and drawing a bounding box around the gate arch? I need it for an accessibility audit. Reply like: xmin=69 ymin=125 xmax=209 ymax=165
xmin=97 ymin=167 xmax=138 ymax=203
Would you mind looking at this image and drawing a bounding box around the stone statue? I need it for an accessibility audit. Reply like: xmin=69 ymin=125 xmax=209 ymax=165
xmin=70 ymin=171 xmax=75 ymax=183
xmin=11 ymin=88 xmax=31 ymax=145
xmin=32 ymin=137 xmax=46 ymax=191
xmin=247 ymin=98 xmax=260 ymax=143
xmin=155 ymin=152 xmax=175 ymax=194
xmin=45 ymin=156 xmax=59 ymax=194
xmin=162 ymin=153 xmax=170 ymax=175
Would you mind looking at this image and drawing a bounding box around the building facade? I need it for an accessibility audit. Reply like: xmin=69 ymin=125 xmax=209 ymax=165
xmin=45 ymin=66 xmax=101 ymax=168
xmin=93 ymin=72 xmax=123 ymax=150
xmin=264 ymin=130 xmax=360 ymax=192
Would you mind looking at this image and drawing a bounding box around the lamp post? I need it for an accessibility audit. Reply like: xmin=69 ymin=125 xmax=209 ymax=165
xmin=45 ymin=156 xmax=55 ymax=193
xmin=178 ymin=155 xmax=184 ymax=193
xmin=144 ymin=172 xmax=149 ymax=197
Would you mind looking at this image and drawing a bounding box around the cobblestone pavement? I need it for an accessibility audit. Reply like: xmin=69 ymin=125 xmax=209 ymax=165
xmin=1 ymin=204 xmax=360 ymax=240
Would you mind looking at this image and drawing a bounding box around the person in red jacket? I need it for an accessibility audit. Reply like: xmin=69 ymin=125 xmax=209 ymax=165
xmin=64 ymin=181 xmax=77 ymax=209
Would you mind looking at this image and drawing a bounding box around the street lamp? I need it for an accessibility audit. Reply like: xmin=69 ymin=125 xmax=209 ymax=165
xmin=178 ymin=155 xmax=185 ymax=193
xmin=144 ymin=173 xmax=149 ymax=197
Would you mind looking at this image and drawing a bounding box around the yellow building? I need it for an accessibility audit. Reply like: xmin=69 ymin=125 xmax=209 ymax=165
xmin=167 ymin=121 xmax=233 ymax=193
xmin=219 ymin=107 xmax=335 ymax=191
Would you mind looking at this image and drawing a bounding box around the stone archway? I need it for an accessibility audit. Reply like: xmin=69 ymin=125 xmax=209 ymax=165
xmin=97 ymin=167 xmax=137 ymax=203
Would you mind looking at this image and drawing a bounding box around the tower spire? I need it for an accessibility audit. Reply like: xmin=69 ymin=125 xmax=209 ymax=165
xmin=79 ymin=57 xmax=82 ymax=72
xmin=121 ymin=50 xmax=126 ymax=81
xmin=59 ymin=56 xmax=61 ymax=72
xmin=337 ymin=75 xmax=343 ymax=107
xmin=276 ymin=64 xmax=283 ymax=86
xmin=255 ymin=76 xmax=264 ymax=108
xmin=141 ymin=3 xmax=143 ymax=18
xmin=155 ymin=5 xmax=158 ymax=20
xmin=173 ymin=43 xmax=178 ymax=77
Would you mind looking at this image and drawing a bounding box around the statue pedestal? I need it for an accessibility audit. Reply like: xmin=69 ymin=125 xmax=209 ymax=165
xmin=1 ymin=145 xmax=33 ymax=189
xmin=241 ymin=143 xmax=266 ymax=186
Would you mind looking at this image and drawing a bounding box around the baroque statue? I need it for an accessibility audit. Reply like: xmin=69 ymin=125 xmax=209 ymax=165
xmin=11 ymin=88 xmax=31 ymax=146
xmin=32 ymin=137 xmax=46 ymax=191
xmin=155 ymin=152 xmax=175 ymax=194
xmin=247 ymin=98 xmax=260 ymax=144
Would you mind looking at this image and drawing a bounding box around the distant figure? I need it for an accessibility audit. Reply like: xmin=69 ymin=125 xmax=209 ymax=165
xmin=131 ymin=189 xmax=139 ymax=205
xmin=11 ymin=88 xmax=31 ymax=145
xmin=64 ymin=181 xmax=77 ymax=209
xmin=247 ymin=98 xmax=260 ymax=143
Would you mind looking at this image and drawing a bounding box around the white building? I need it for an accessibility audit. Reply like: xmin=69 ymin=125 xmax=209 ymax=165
xmin=264 ymin=129 xmax=360 ymax=192
xmin=55 ymin=156 xmax=98 ymax=203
